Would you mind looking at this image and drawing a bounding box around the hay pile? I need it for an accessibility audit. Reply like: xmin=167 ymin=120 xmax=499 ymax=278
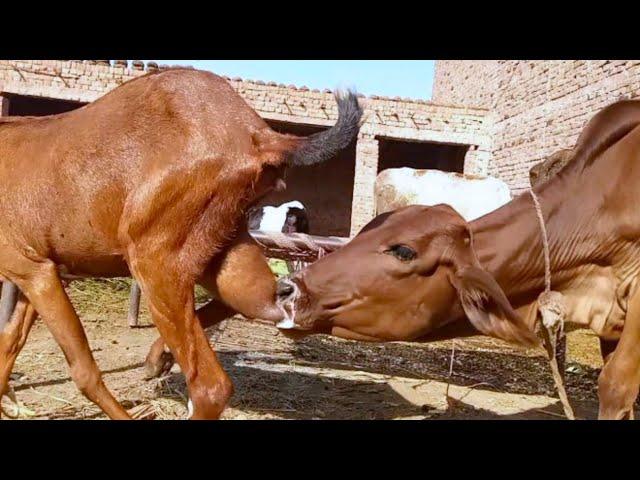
xmin=66 ymin=278 xmax=214 ymax=321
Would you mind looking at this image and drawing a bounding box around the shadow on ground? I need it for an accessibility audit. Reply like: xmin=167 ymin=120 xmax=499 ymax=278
xmin=149 ymin=350 xmax=607 ymax=420
xmin=11 ymin=323 xmax=632 ymax=420
xmin=287 ymin=335 xmax=603 ymax=402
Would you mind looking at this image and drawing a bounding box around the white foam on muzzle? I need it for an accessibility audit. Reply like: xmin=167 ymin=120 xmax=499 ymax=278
xmin=276 ymin=278 xmax=300 ymax=329
xmin=276 ymin=318 xmax=296 ymax=329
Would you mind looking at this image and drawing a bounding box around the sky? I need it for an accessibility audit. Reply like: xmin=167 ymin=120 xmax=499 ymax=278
xmin=148 ymin=61 xmax=435 ymax=99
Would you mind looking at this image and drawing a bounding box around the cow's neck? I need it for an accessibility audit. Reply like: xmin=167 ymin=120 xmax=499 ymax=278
xmin=470 ymin=165 xmax=609 ymax=308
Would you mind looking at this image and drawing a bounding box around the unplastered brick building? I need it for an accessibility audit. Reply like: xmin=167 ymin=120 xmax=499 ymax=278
xmin=0 ymin=60 xmax=490 ymax=237
xmin=433 ymin=60 xmax=640 ymax=195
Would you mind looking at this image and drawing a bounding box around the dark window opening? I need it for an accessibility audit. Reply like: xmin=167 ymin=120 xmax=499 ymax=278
xmin=377 ymin=137 xmax=470 ymax=174
xmin=7 ymin=94 xmax=86 ymax=117
xmin=258 ymin=119 xmax=357 ymax=237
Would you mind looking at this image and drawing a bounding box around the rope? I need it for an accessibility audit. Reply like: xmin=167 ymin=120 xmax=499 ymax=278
xmin=530 ymin=75 xmax=574 ymax=419
xmin=532 ymin=64 xmax=551 ymax=289
xmin=529 ymin=189 xmax=552 ymax=293
xmin=529 ymin=186 xmax=576 ymax=420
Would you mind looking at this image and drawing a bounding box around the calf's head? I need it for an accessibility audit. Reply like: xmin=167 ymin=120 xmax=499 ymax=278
xmin=284 ymin=207 xmax=309 ymax=234
xmin=276 ymin=204 xmax=537 ymax=346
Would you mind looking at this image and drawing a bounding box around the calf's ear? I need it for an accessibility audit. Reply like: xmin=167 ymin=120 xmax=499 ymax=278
xmin=449 ymin=266 xmax=539 ymax=347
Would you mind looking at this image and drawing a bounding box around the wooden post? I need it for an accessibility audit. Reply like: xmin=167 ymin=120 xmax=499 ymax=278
xmin=0 ymin=94 xmax=9 ymax=116
xmin=350 ymin=136 xmax=379 ymax=237
xmin=0 ymin=282 xmax=19 ymax=332
xmin=127 ymin=282 xmax=142 ymax=328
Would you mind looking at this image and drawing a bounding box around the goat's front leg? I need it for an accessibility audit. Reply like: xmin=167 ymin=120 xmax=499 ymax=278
xmin=134 ymin=258 xmax=233 ymax=419
xmin=144 ymin=228 xmax=282 ymax=379
xmin=600 ymin=338 xmax=618 ymax=365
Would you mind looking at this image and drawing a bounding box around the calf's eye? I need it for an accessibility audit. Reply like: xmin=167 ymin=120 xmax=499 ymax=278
xmin=385 ymin=244 xmax=417 ymax=262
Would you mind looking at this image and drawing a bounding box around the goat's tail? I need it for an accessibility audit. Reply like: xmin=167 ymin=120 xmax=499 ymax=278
xmin=253 ymin=90 xmax=364 ymax=167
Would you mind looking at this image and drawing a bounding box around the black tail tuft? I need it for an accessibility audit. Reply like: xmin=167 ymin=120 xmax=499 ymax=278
xmin=288 ymin=90 xmax=363 ymax=167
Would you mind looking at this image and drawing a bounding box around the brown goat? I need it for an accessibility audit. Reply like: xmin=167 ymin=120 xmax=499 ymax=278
xmin=0 ymin=68 xmax=362 ymax=419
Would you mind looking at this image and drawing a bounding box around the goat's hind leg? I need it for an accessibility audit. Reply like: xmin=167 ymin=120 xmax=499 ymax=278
xmin=1 ymin=251 xmax=130 ymax=420
xmin=0 ymin=293 xmax=37 ymax=418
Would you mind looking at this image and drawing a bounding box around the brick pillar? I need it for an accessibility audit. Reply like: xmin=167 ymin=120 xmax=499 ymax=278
xmin=463 ymin=146 xmax=490 ymax=177
xmin=0 ymin=94 xmax=9 ymax=116
xmin=350 ymin=135 xmax=379 ymax=237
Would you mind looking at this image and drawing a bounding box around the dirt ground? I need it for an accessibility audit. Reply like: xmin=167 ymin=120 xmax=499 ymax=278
xmin=2 ymin=279 xmax=637 ymax=420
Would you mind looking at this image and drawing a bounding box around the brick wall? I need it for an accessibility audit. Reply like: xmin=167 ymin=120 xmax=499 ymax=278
xmin=0 ymin=60 xmax=491 ymax=234
xmin=433 ymin=60 xmax=640 ymax=194
xmin=433 ymin=61 xmax=500 ymax=110
xmin=0 ymin=60 xmax=147 ymax=103
xmin=351 ymin=135 xmax=380 ymax=234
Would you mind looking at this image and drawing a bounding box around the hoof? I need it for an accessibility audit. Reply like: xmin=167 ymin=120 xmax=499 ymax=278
xmin=128 ymin=403 xmax=157 ymax=420
xmin=143 ymin=349 xmax=175 ymax=380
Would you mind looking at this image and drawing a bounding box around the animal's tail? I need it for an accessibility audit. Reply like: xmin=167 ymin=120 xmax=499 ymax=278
xmin=254 ymin=90 xmax=364 ymax=167
xmin=287 ymin=90 xmax=363 ymax=166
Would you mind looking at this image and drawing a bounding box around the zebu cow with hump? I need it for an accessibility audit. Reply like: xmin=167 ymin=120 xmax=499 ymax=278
xmin=0 ymin=68 xmax=362 ymax=419
xmin=375 ymin=168 xmax=511 ymax=221
xmin=529 ymin=149 xmax=574 ymax=187
xmin=277 ymin=100 xmax=640 ymax=420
